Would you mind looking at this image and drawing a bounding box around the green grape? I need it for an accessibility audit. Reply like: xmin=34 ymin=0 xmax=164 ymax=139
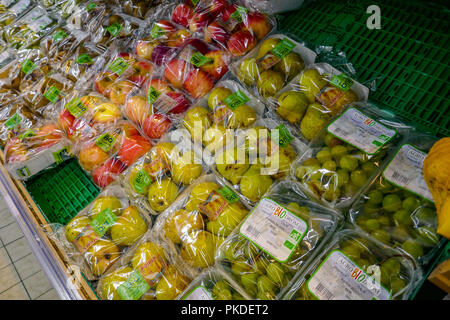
xmin=415 ymin=207 xmax=437 ymax=225
xmin=367 ymin=190 xmax=383 ymax=205
xmin=415 ymin=226 xmax=440 ymax=246
xmin=361 ymin=162 xmax=378 ymax=176
xmin=390 ymin=276 xmax=406 ymax=295
xmin=339 ymin=155 xmax=358 ymax=171
xmin=257 ymin=275 xmax=276 ymax=295
xmin=323 ymin=160 xmax=337 ymax=171
xmin=232 ymin=260 xmax=251 ymax=276
xmin=376 ymin=180 xmax=395 ymax=194
xmin=232 ymin=292 xmax=246 ymax=300
xmin=323 ymin=187 xmax=341 ymax=201
xmin=331 ymin=145 xmax=348 ymax=161
xmin=366 ymin=219 xmax=381 ymax=231
xmin=380 ymin=258 xmax=401 ymax=276
xmin=391 ymin=226 xmax=411 ymax=243
xmin=382 ymin=194 xmax=402 ymax=212
xmin=266 ymin=262 xmax=285 ymax=286
xmin=377 ymin=215 xmax=391 ymax=227
xmin=364 ymin=203 xmax=381 ymax=215
xmin=371 ymin=229 xmax=391 ymax=244
xmin=316 ymin=149 xmax=332 ymax=164
xmin=212 ymin=281 xmax=232 ymax=300
xmin=351 ymin=170 xmax=368 ymax=187
xmin=401 ymin=240 xmax=423 ymax=258
xmin=341 ymin=244 xmax=361 ymax=260
xmin=335 ymin=169 xmax=350 ymax=187
xmin=402 ymin=196 xmax=420 ymax=212
xmin=343 ymin=183 xmax=359 ymax=198
xmin=393 ymin=209 xmax=413 ymax=226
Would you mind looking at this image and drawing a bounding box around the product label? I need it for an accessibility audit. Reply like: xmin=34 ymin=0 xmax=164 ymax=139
xmin=133 ymin=169 xmax=152 ymax=194
xmin=76 ymin=54 xmax=93 ymax=65
xmin=210 ymin=105 xmax=232 ymax=124
xmin=18 ymin=128 xmax=35 ymax=139
xmin=240 ymin=198 xmax=308 ymax=262
xmin=0 ymin=50 xmax=14 ymax=69
xmin=329 ymin=73 xmax=354 ymax=92
xmin=217 ymin=186 xmax=239 ymax=204
xmin=150 ymin=23 xmax=165 ymax=39
xmin=52 ymin=29 xmax=68 ymax=41
xmin=327 ymin=108 xmax=396 ymax=155
xmin=138 ymin=254 xmax=166 ymax=286
xmin=9 ymin=0 xmax=30 ymax=15
xmin=199 ymin=189 xmax=236 ymax=221
xmin=184 ymin=286 xmax=213 ymax=300
xmin=4 ymin=113 xmax=21 ymax=130
xmin=307 ymin=250 xmax=391 ymax=300
xmin=21 ymin=59 xmax=36 ymax=75
xmin=72 ymin=226 xmax=101 ymax=254
xmin=89 ymin=208 xmax=118 ymax=237
xmin=190 ymin=52 xmax=213 ymax=67
xmin=65 ymin=98 xmax=87 ymax=118
xmin=52 ymin=146 xmax=70 ymax=165
xmin=43 ymin=86 xmax=61 ymax=103
xmin=95 ymin=132 xmax=117 ymax=152
xmin=271 ymin=38 xmax=296 ymax=59
xmin=147 ymin=87 xmax=177 ymax=114
xmin=145 ymin=157 xmax=169 ymax=177
xmin=17 ymin=166 xmax=30 ymax=177
xmin=230 ymin=6 xmax=248 ymax=23
xmin=106 ymin=22 xmax=123 ymax=37
xmin=383 ymin=144 xmax=433 ymax=202
xmin=108 ymin=57 xmax=129 ymax=76
xmin=223 ymin=90 xmax=249 ymax=110
xmin=269 ymin=124 xmax=293 ymax=148
xmin=86 ymin=1 xmax=97 ymax=11
xmin=117 ymin=270 xmax=150 ymax=300
xmin=147 ymin=86 xmax=161 ymax=104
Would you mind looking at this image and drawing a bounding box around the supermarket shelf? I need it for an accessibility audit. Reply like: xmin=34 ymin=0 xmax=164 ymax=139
xmin=0 ymin=151 xmax=97 ymax=300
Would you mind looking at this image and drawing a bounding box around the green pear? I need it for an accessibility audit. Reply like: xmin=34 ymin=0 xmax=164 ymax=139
xmin=238 ymin=58 xmax=261 ymax=86
xmin=89 ymin=196 xmax=122 ymax=219
xmin=274 ymin=52 xmax=305 ymax=81
xmin=147 ymin=178 xmax=179 ymax=212
xmin=101 ymin=266 xmax=133 ymax=300
xmin=110 ymin=206 xmax=147 ymax=246
xmin=203 ymin=123 xmax=233 ymax=153
xmin=171 ymin=151 xmax=203 ymax=185
xmin=240 ymin=165 xmax=273 ymax=202
xmin=257 ymin=70 xmax=285 ymax=97
xmin=206 ymin=202 xmax=249 ymax=237
xmin=180 ymin=230 xmax=219 ymax=268
xmin=299 ymin=68 xmax=328 ymax=103
xmin=300 ymin=103 xmax=332 ymax=141
xmin=216 ymin=148 xmax=250 ymax=185
xmin=164 ymin=209 xmax=204 ymax=244
xmin=155 ymin=265 xmax=190 ymax=300
xmin=276 ymin=90 xmax=309 ymax=124
xmin=183 ymin=106 xmax=211 ymax=140
xmin=208 ymin=87 xmax=232 ymax=110
xmin=257 ymin=38 xmax=281 ymax=59
xmin=227 ymin=105 xmax=257 ymax=129
xmin=185 ymin=182 xmax=220 ymax=212
xmin=65 ymin=216 xmax=90 ymax=243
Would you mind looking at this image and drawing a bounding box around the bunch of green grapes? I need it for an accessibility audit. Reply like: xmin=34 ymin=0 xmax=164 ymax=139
xmin=295 ymin=133 xmax=386 ymax=204
xmin=352 ymin=177 xmax=440 ymax=260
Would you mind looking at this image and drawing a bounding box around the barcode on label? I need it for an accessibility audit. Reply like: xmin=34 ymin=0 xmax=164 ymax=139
xmin=316 ymin=283 xmax=334 ymax=300
xmin=392 ymin=171 xmax=411 ymax=185
xmin=245 ymin=225 xmax=261 ymax=239
xmin=333 ymin=127 xmax=349 ymax=138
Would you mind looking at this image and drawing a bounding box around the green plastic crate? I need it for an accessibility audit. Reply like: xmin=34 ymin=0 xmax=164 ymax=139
xmin=25 ymin=158 xmax=100 ymax=225
xmin=279 ymin=0 xmax=450 ymax=137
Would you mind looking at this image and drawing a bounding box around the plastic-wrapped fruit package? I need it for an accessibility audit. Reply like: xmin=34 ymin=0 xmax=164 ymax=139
xmin=123 ymin=72 xmax=191 ymax=140
xmin=170 ymin=0 xmax=228 ymax=32
xmin=0 ymin=97 xmax=40 ymax=148
xmin=154 ymin=174 xmax=250 ymax=274
xmin=115 ymin=0 xmax=166 ymax=19
xmin=213 ymin=118 xmax=308 ymax=205
xmin=0 ymin=0 xmax=35 ymax=28
xmin=134 ymin=4 xmax=194 ymax=67
xmin=97 ymin=230 xmax=192 ymax=300
xmin=4 ymin=120 xmax=71 ymax=180
xmin=122 ymin=129 xmax=206 ymax=215
xmin=1 ymin=5 xmax=59 ymax=49
xmin=292 ymin=102 xmax=407 ymax=209
xmin=76 ymin=121 xmax=152 ymax=188
xmin=90 ymin=10 xmax=142 ymax=48
xmin=163 ymin=38 xmax=231 ymax=99
xmin=39 ymin=0 xmax=83 ymax=18
xmin=215 ymin=180 xmax=341 ymax=300
xmin=0 ymin=48 xmax=20 ymax=99
xmin=93 ymin=51 xmax=155 ymax=105
xmin=269 ymin=63 xmax=369 ymax=142
xmin=65 ymin=0 xmax=111 ymax=33
xmin=241 ymin=0 xmax=305 ymax=15
xmin=283 ymin=229 xmax=419 ymax=300
xmin=178 ymin=267 xmax=249 ymax=300
xmin=234 ymin=34 xmax=316 ymax=99
xmin=182 ymin=78 xmax=265 ymax=159
xmin=349 ymin=133 xmax=445 ymax=264
xmin=48 ymin=183 xmax=152 ymax=280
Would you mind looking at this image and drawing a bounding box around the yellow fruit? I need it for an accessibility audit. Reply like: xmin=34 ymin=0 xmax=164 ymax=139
xmin=227 ymin=105 xmax=257 ymax=129
xmin=185 ymin=182 xmax=220 ymax=211
xmin=150 ymin=142 xmax=178 ymax=165
xmin=89 ymin=196 xmax=122 ymax=219
xmin=238 ymin=58 xmax=261 ymax=86
xmin=240 ymin=165 xmax=273 ymax=202
xmin=216 ymin=148 xmax=250 ymax=185
xmin=203 ymin=123 xmax=233 ymax=153
xmin=180 ymin=230 xmax=219 ymax=268
xmin=101 ymin=266 xmax=133 ymax=300
xmin=85 ymin=239 xmax=121 ymax=277
xmin=65 ymin=216 xmax=90 ymax=243
xmin=164 ymin=209 xmax=204 ymax=244
xmin=155 ymin=265 xmax=190 ymax=300
xmin=110 ymin=206 xmax=147 ymax=246
xmin=147 ymin=178 xmax=179 ymax=212
xmin=208 ymin=87 xmax=232 ymax=110
xmin=183 ymin=106 xmax=211 ymax=140
xmin=299 ymin=68 xmax=328 ymax=103
xmin=170 ymin=151 xmax=203 ymax=185
xmin=257 ymin=38 xmax=281 ymax=59
xmin=206 ymin=203 xmax=248 ymax=237
xmin=131 ymin=241 xmax=167 ymax=284
xmin=300 ymin=103 xmax=332 ymax=141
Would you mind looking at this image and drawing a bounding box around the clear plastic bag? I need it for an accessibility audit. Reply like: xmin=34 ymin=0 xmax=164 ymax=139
xmin=349 ymin=132 xmax=445 ymax=264
xmin=115 ymin=0 xmax=166 ymax=20
xmin=121 ymin=130 xmax=207 ymax=216
xmin=97 ymin=230 xmax=192 ymax=300
xmin=215 ymin=179 xmax=341 ymax=300
xmin=0 ymin=0 xmax=35 ymax=28
xmin=267 ymin=62 xmax=370 ymax=142
xmin=4 ymin=120 xmax=71 ymax=179
xmin=65 ymin=0 xmax=111 ymax=33
xmin=241 ymin=0 xmax=305 ymax=15
xmin=292 ymin=102 xmax=409 ymax=209
xmin=48 ymin=183 xmax=152 ymax=280
xmin=39 ymin=0 xmax=83 ymax=18
xmin=284 ymin=229 xmax=420 ymax=300
xmin=212 ymin=117 xmax=308 ymax=205
xmin=76 ymin=120 xmax=152 ymax=188
xmin=178 ymin=267 xmax=249 ymax=300
xmin=154 ymin=173 xmax=251 ymax=274
xmin=233 ymin=33 xmax=316 ymax=99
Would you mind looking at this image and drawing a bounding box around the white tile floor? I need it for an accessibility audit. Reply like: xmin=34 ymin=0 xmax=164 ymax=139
xmin=0 ymin=195 xmax=60 ymax=300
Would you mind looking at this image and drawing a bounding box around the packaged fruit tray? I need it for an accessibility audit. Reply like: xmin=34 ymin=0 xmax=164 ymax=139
xmin=278 ymin=0 xmax=450 ymax=137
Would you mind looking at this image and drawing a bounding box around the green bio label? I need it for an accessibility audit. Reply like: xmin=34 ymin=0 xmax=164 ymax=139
xmin=52 ymin=146 xmax=70 ymax=165
xmin=150 ymin=24 xmax=165 ymax=39
xmin=76 ymin=54 xmax=93 ymax=65
xmin=86 ymin=1 xmax=97 ymax=11
xmin=95 ymin=133 xmax=117 ymax=152
xmin=270 ymin=124 xmax=293 ymax=147
xmin=65 ymin=98 xmax=87 ymax=118
xmin=271 ymin=38 xmax=296 ymax=59
xmin=217 ymin=186 xmax=239 ymax=204
xmin=329 ymin=73 xmax=354 ymax=92
xmin=223 ymin=90 xmax=249 ymax=110
xmin=108 ymin=57 xmax=129 ymax=76
xmin=18 ymin=129 xmax=35 ymax=139
xmin=43 ymin=86 xmax=61 ymax=103
xmin=21 ymin=59 xmax=36 ymax=75
xmin=190 ymin=52 xmax=213 ymax=67
xmin=190 ymin=0 xmax=199 ymax=5
xmin=53 ymin=30 xmax=68 ymax=41
xmin=106 ymin=22 xmax=123 ymax=37
xmin=17 ymin=166 xmax=31 ymax=178
xmin=147 ymin=86 xmax=161 ymax=104
xmin=134 ymin=169 xmax=152 ymax=194
xmin=117 ymin=270 xmax=150 ymax=300
xmin=230 ymin=6 xmax=249 ymax=23
xmin=90 ymin=208 xmax=118 ymax=237
xmin=4 ymin=113 xmax=21 ymax=130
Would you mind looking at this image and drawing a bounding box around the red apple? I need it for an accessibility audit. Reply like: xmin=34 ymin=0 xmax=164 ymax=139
xmin=118 ymin=135 xmax=152 ymax=167
xmin=183 ymin=69 xmax=214 ymax=99
xmin=79 ymin=143 xmax=109 ymax=171
xmin=199 ymin=50 xmax=229 ymax=80
xmin=145 ymin=78 xmax=173 ymax=95
xmin=164 ymin=59 xmax=188 ymax=89
xmin=189 ymin=12 xmax=212 ymax=32
xmin=155 ymin=20 xmax=178 ymax=33
xmin=208 ymin=0 xmax=228 ymax=16
xmin=136 ymin=40 xmax=160 ymax=60
xmin=222 ymin=4 xmax=238 ymax=22
xmin=110 ymin=80 xmax=135 ymax=105
xmin=226 ymin=29 xmax=257 ymax=57
xmin=58 ymin=109 xmax=75 ymax=133
xmin=128 ymin=61 xmax=153 ymax=87
xmin=125 ymin=95 xmax=149 ymax=124
xmin=245 ymin=12 xmax=271 ymax=40
xmin=143 ymin=113 xmax=172 ymax=139
xmin=151 ymin=45 xmax=177 ymax=66
xmin=184 ymin=38 xmax=210 ymax=55
xmin=204 ymin=22 xmax=228 ymax=45
xmin=122 ymin=123 xmax=141 ymax=138
xmin=92 ymin=157 xmax=127 ymax=188
xmin=167 ymin=29 xmax=192 ymax=48
xmin=94 ymin=71 xmax=119 ymax=97
xmin=171 ymin=3 xmax=194 ymax=28
xmin=166 ymin=91 xmax=190 ymax=114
